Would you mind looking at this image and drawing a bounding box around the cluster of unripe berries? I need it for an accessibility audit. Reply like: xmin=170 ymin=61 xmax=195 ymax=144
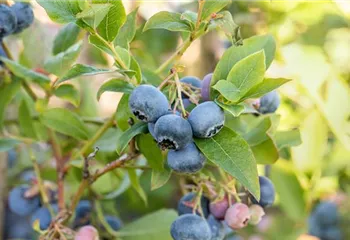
xmin=170 ymin=176 xmax=276 ymax=240
xmin=308 ymin=201 xmax=343 ymax=240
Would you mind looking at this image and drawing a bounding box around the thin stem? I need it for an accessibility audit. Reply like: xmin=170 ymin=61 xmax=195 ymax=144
xmin=174 ymin=73 xmax=186 ymax=116
xmin=157 ymin=71 xmax=176 ymax=90
xmin=195 ymin=0 xmax=205 ymax=32
xmin=22 ymin=80 xmax=38 ymax=101
xmin=192 ymin=187 xmax=204 ymax=217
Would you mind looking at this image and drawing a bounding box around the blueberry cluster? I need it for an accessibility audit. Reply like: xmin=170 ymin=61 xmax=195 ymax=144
xmin=129 ymin=75 xmax=225 ymax=174
xmin=308 ymin=201 xmax=343 ymax=240
xmin=170 ymin=176 xmax=276 ymax=240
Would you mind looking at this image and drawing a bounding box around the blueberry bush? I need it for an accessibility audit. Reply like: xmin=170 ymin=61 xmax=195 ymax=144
xmin=0 ymin=0 xmax=349 ymax=240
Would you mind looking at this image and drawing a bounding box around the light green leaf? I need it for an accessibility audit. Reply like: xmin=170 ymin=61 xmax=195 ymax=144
xmin=120 ymin=209 xmax=177 ymax=240
xmin=242 ymin=78 xmax=291 ymax=101
xmin=53 ymin=23 xmax=81 ymax=55
xmin=57 ymin=64 xmax=113 ymax=85
xmin=137 ymin=134 xmax=163 ymax=171
xmin=226 ymin=51 xmax=266 ymax=98
xmin=142 ymin=68 xmax=162 ymax=86
xmin=0 ymin=79 xmax=21 ymax=129
xmin=114 ymin=46 xmax=130 ymax=68
xmin=144 ymin=11 xmax=191 ymax=32
xmin=194 ymin=127 xmax=260 ymax=200
xmin=116 ymin=122 xmax=148 ymax=154
xmin=76 ymin=3 xmax=112 ymax=29
xmin=128 ymin=169 xmax=147 ymax=205
xmin=215 ymin=100 xmax=245 ymax=117
xmin=97 ymin=78 xmax=134 ymax=100
xmin=251 ymin=138 xmax=279 ymax=165
xmin=0 ymin=138 xmax=20 ymax=152
xmin=44 ymin=42 xmax=83 ymax=77
xmin=275 ymin=130 xmax=302 ymax=150
xmin=115 ymin=94 xmax=137 ymax=131
xmin=201 ymin=0 xmax=231 ymax=20
xmin=130 ymin=55 xmax=142 ymax=84
xmin=40 ymin=108 xmax=90 ymax=140
xmin=37 ymin=0 xmax=82 ymax=23
xmin=212 ymin=80 xmax=241 ymax=102
xmin=209 ymin=11 xmax=239 ymax=40
xmin=0 ymin=58 xmax=50 ymax=90
xmin=115 ymin=8 xmax=138 ymax=49
xmin=19 ymin=99 xmax=37 ymax=139
xmin=151 ymin=165 xmax=172 ymax=191
xmin=53 ymin=84 xmax=80 ymax=107
xmin=95 ymin=0 xmax=126 ymax=42
xmin=180 ymin=11 xmax=197 ymax=29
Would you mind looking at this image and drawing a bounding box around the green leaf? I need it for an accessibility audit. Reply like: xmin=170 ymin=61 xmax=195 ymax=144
xmin=53 ymin=23 xmax=81 ymax=55
xmin=151 ymin=165 xmax=172 ymax=191
xmin=37 ymin=0 xmax=82 ymax=23
xmin=144 ymin=11 xmax=192 ymax=32
xmin=0 ymin=79 xmax=21 ymax=129
xmin=120 ymin=209 xmax=177 ymax=240
xmin=53 ymin=84 xmax=80 ymax=107
xmin=142 ymin=68 xmax=162 ymax=86
xmin=194 ymin=127 xmax=260 ymax=200
xmin=212 ymin=34 xmax=276 ymax=93
xmin=180 ymin=11 xmax=197 ymax=30
xmin=115 ymin=94 xmax=137 ymax=131
xmin=251 ymin=138 xmax=279 ymax=165
xmin=201 ymin=0 xmax=231 ymax=20
xmin=115 ymin=46 xmax=130 ymax=68
xmin=275 ymin=130 xmax=302 ymax=150
xmin=270 ymin=161 xmax=306 ymax=221
xmin=209 ymin=11 xmax=239 ymax=40
xmin=57 ymin=64 xmax=113 ymax=85
xmin=136 ymin=134 xmax=163 ymax=171
xmin=114 ymin=8 xmax=138 ymax=49
xmin=212 ymin=80 xmax=241 ymax=102
xmin=97 ymin=78 xmax=134 ymax=100
xmin=95 ymin=0 xmax=126 ymax=42
xmin=18 ymin=99 xmax=37 ymax=139
xmin=0 ymin=58 xmax=50 ymax=90
xmin=226 ymin=51 xmax=266 ymax=98
xmin=215 ymin=100 xmax=245 ymax=117
xmin=0 ymin=138 xmax=20 ymax=152
xmin=128 ymin=169 xmax=147 ymax=205
xmin=242 ymin=78 xmax=291 ymax=101
xmin=76 ymin=3 xmax=112 ymax=29
xmin=130 ymin=55 xmax=142 ymax=84
xmin=116 ymin=122 xmax=148 ymax=154
xmin=88 ymin=34 xmax=114 ymax=56
xmin=40 ymin=108 xmax=90 ymax=140
xmin=44 ymin=42 xmax=83 ymax=77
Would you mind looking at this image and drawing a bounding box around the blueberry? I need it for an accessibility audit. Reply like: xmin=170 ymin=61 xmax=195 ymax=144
xmin=323 ymin=227 xmax=342 ymax=240
xmin=180 ymin=76 xmax=202 ymax=98
xmin=4 ymin=208 xmax=33 ymax=239
xmin=10 ymin=2 xmax=34 ymax=34
xmin=0 ymin=5 xmax=17 ymax=38
xmin=129 ymin=85 xmax=169 ymax=123
xmin=188 ymin=101 xmax=224 ymax=138
xmin=31 ymin=204 xmax=58 ymax=230
xmin=308 ymin=214 xmax=322 ymax=238
xmin=8 ymin=185 xmax=40 ymax=216
xmin=201 ymin=73 xmax=213 ymax=102
xmin=73 ymin=200 xmax=92 ymax=228
xmin=105 ymin=215 xmax=123 ymax=231
xmin=178 ymin=192 xmax=210 ymax=218
xmin=20 ymin=169 xmax=35 ymax=182
xmin=249 ymin=204 xmax=265 ymax=225
xmin=7 ymin=149 xmax=17 ymax=168
xmin=258 ymin=91 xmax=280 ymax=114
xmin=170 ymin=214 xmax=212 ymax=240
xmin=251 ymin=176 xmax=275 ymax=208
xmin=148 ymin=122 xmax=156 ymax=139
xmin=207 ymin=215 xmax=225 ymax=240
xmin=224 ymin=203 xmax=250 ymax=230
xmin=167 ymin=142 xmax=206 ymax=173
xmin=209 ymin=195 xmax=235 ymax=220
xmin=154 ymin=114 xmax=192 ymax=150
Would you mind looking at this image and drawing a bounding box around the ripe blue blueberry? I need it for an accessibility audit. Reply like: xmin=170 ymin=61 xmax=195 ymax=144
xmin=180 ymin=76 xmax=202 ymax=98
xmin=8 ymin=185 xmax=40 ymax=216
xmin=0 ymin=41 xmax=8 ymax=66
xmin=154 ymin=114 xmax=192 ymax=150
xmin=258 ymin=91 xmax=280 ymax=114
xmin=207 ymin=214 xmax=225 ymax=240
xmin=313 ymin=201 xmax=338 ymax=226
xmin=10 ymin=2 xmax=34 ymax=34
xmin=308 ymin=214 xmax=322 ymax=238
xmin=251 ymin=176 xmax=275 ymax=208
xmin=31 ymin=204 xmax=58 ymax=230
xmin=323 ymin=227 xmax=342 ymax=240
xmin=177 ymin=192 xmax=210 ymax=218
xmin=148 ymin=123 xmax=156 ymax=139
xmin=167 ymin=142 xmax=206 ymax=173
xmin=105 ymin=215 xmax=123 ymax=231
xmin=201 ymin=73 xmax=213 ymax=102
xmin=188 ymin=101 xmax=224 ymax=138
xmin=7 ymin=149 xmax=17 ymax=168
xmin=170 ymin=214 xmax=212 ymax=240
xmin=4 ymin=208 xmax=33 ymax=239
xmin=0 ymin=5 xmax=17 ymax=38
xmin=73 ymin=200 xmax=92 ymax=228
xmin=129 ymin=85 xmax=169 ymax=123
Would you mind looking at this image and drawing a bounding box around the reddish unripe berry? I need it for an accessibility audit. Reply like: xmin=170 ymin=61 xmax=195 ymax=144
xmin=209 ymin=195 xmax=235 ymax=220
xmin=225 ymin=203 xmax=250 ymax=230
xmin=75 ymin=226 xmax=99 ymax=240
xmin=249 ymin=204 xmax=265 ymax=225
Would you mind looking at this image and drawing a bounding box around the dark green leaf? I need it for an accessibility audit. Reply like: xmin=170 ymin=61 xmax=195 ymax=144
xmin=76 ymin=3 xmax=112 ymax=29
xmin=151 ymin=165 xmax=172 ymax=191
xmin=53 ymin=84 xmax=80 ymax=107
xmin=194 ymin=127 xmax=260 ymax=200
xmin=18 ymin=99 xmax=37 ymax=139
xmin=120 ymin=209 xmax=177 ymax=240
xmin=128 ymin=169 xmax=147 ymax=205
xmin=212 ymin=80 xmax=241 ymax=102
xmin=115 ymin=94 xmax=137 ymax=131
xmin=144 ymin=11 xmax=191 ymax=32
xmin=242 ymin=78 xmax=291 ymax=101
xmin=251 ymin=138 xmax=279 ymax=165
xmin=0 ymin=58 xmax=50 ymax=90
xmin=97 ymin=78 xmax=134 ymax=100
xmin=116 ymin=122 xmax=148 ymax=154
xmin=215 ymin=100 xmax=245 ymax=117
xmin=136 ymin=134 xmax=163 ymax=171
xmin=53 ymin=23 xmax=81 ymax=55
xmin=44 ymin=42 xmax=83 ymax=77
xmin=0 ymin=79 xmax=21 ymax=129
xmin=0 ymin=138 xmax=20 ymax=152
xmin=40 ymin=108 xmax=90 ymax=140
xmin=37 ymin=0 xmax=82 ymax=23
xmin=95 ymin=0 xmax=126 ymax=42
xmin=115 ymin=8 xmax=138 ymax=49
xmin=201 ymin=0 xmax=231 ymax=20
xmin=275 ymin=130 xmax=302 ymax=150
xmin=57 ymin=64 xmax=113 ymax=85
